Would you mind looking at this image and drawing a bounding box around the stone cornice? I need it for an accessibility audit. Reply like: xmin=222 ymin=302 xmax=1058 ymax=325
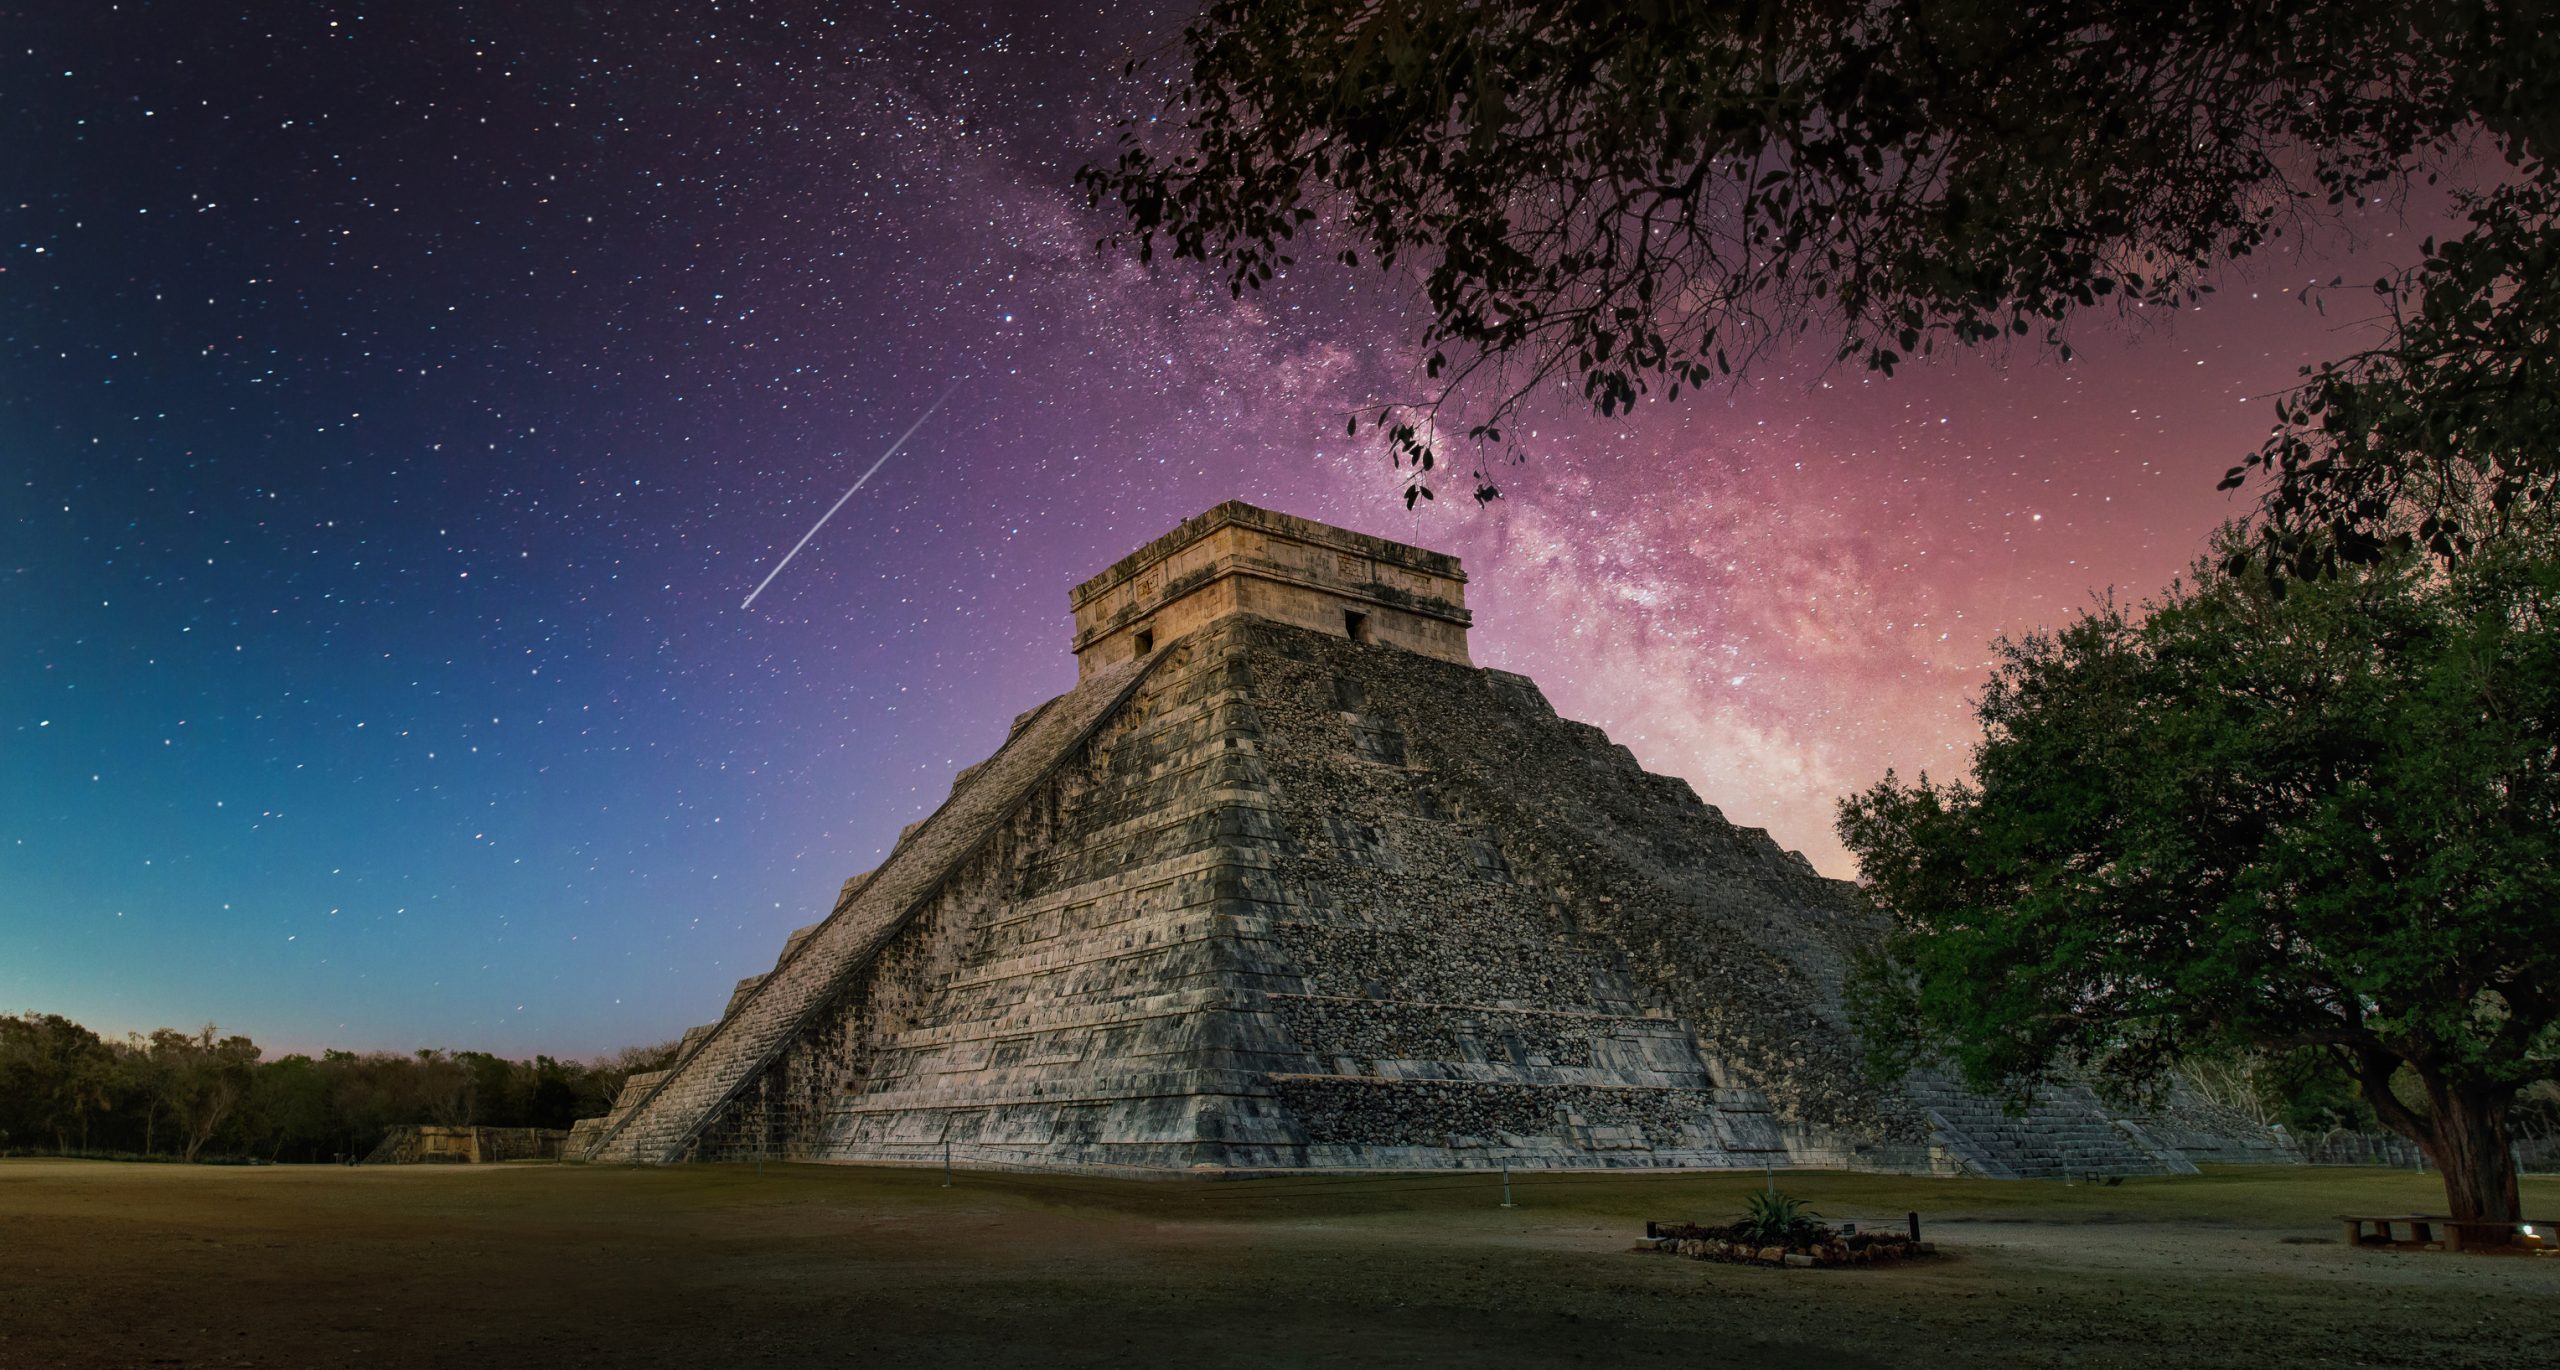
xmin=1068 ymin=499 xmax=1465 ymax=611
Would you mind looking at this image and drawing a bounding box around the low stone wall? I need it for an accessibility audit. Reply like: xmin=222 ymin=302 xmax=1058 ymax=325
xmin=364 ymin=1125 xmax=568 ymax=1164
xmin=1645 ymin=1222 xmax=1937 ymax=1269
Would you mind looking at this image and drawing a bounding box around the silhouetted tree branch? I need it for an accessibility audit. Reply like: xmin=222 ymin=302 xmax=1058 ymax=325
xmin=1081 ymin=1 xmax=2560 ymax=551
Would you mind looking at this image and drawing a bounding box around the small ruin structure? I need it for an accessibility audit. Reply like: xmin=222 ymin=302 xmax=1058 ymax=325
xmin=365 ymin=1124 xmax=568 ymax=1164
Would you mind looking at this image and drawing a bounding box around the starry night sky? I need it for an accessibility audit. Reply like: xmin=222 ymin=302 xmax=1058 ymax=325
xmin=4 ymin=2 xmax=2445 ymax=1056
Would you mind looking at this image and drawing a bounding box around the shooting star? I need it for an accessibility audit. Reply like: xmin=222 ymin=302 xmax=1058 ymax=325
xmin=740 ymin=380 xmax=961 ymax=611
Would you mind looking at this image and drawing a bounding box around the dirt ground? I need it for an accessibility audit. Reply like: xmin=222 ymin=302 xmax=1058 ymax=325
xmin=0 ymin=1160 xmax=2552 ymax=1369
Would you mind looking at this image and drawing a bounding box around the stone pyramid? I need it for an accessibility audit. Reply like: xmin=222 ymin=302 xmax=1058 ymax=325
xmin=571 ymin=502 xmax=2207 ymax=1175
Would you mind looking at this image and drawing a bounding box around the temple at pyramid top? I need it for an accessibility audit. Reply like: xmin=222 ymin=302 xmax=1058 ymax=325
xmin=1068 ymin=500 xmax=1473 ymax=678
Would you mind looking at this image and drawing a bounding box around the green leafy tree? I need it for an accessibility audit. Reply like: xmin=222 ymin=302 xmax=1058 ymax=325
xmin=527 ymin=1056 xmax=582 ymax=1131
xmin=1081 ymin=0 xmax=2559 ymax=547
xmin=250 ymin=1055 xmax=338 ymax=1162
xmin=411 ymin=1050 xmax=472 ymax=1127
xmin=2261 ymin=1048 xmax=2382 ymax=1136
xmin=1838 ymin=528 xmax=2560 ymax=1231
xmin=0 ymin=1013 xmax=118 ymax=1152
xmin=2229 ymin=177 xmax=2560 ymax=572
xmin=120 ymin=1032 xmax=172 ymax=1156
xmin=145 ymin=1026 xmax=263 ymax=1163
xmin=455 ymin=1050 xmax=524 ymax=1127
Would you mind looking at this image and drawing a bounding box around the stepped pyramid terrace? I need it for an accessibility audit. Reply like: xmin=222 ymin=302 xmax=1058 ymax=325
xmin=570 ymin=502 xmax=2278 ymax=1175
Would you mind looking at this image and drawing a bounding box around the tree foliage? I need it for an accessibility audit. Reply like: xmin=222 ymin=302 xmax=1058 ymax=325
xmin=0 ymin=1013 xmax=117 ymax=1152
xmin=146 ymin=1026 xmax=261 ymax=1163
xmin=1837 ymin=527 xmax=2560 ymax=1224
xmin=1081 ymin=0 xmax=2559 ymax=547
xmin=2229 ymin=176 xmax=2560 ymax=571
xmin=0 ymin=1011 xmax=675 ymax=1163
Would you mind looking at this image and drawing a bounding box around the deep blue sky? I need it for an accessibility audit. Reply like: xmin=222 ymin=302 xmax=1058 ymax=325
xmin=4 ymin=2 xmax=2443 ymax=1057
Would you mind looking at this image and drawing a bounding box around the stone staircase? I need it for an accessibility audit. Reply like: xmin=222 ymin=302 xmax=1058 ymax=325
xmin=570 ymin=605 xmax=2252 ymax=1176
xmin=579 ymin=654 xmax=1162 ymax=1164
xmin=1908 ymin=1074 xmax=2194 ymax=1179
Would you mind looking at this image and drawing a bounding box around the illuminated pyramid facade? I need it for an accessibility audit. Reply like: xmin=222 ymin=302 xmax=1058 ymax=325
xmin=572 ymin=502 xmax=2223 ymax=1175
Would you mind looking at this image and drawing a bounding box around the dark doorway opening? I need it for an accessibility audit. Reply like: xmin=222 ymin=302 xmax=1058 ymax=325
xmin=1344 ymin=611 xmax=1370 ymax=643
xmin=1133 ymin=628 xmax=1155 ymax=656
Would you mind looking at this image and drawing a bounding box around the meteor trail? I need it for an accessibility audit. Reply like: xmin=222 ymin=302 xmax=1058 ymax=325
xmin=740 ymin=381 xmax=961 ymax=611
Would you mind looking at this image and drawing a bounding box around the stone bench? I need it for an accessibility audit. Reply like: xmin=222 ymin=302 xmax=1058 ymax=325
xmin=2342 ymin=1214 xmax=2557 ymax=1252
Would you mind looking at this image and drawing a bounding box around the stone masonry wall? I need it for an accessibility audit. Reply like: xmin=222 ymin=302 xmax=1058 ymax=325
xmin=650 ymin=618 xmax=1842 ymax=1169
xmin=810 ymin=626 xmax=1305 ymax=1167
xmin=578 ymin=654 xmax=1160 ymax=1164
xmin=588 ymin=611 xmax=2207 ymax=1176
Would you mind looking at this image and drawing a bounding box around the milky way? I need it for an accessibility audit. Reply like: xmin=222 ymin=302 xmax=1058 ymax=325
xmin=3 ymin=2 xmax=2450 ymax=1054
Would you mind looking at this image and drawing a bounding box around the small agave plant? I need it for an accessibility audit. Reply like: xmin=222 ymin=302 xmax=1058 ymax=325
xmin=1733 ymin=1190 xmax=1830 ymax=1247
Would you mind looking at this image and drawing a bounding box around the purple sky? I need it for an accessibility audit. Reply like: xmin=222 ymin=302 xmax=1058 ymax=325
xmin=4 ymin=2 xmax=2448 ymax=1056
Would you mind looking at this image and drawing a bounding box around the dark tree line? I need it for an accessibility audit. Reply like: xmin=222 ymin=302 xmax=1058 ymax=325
xmin=0 ymin=1012 xmax=673 ymax=1163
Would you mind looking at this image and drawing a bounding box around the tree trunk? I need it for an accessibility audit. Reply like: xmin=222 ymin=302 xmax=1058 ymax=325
xmin=2355 ymin=1053 xmax=2522 ymax=1244
xmin=2421 ymin=1077 xmax=2521 ymax=1234
xmin=183 ymin=1104 xmax=223 ymax=1163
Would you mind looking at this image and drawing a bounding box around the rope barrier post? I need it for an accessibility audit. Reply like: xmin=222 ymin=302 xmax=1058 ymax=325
xmin=1500 ymin=1163 xmax=1516 ymax=1209
xmin=943 ymin=1140 xmax=953 ymax=1188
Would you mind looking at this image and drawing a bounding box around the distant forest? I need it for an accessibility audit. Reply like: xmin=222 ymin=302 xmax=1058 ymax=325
xmin=0 ymin=1011 xmax=675 ymax=1163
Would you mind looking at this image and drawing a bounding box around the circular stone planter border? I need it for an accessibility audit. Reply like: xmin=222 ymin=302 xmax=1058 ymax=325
xmin=1644 ymin=1222 xmax=1939 ymax=1269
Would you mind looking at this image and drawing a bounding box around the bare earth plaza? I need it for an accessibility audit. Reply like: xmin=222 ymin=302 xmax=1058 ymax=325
xmin=2 ymin=1160 xmax=2555 ymax=1369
